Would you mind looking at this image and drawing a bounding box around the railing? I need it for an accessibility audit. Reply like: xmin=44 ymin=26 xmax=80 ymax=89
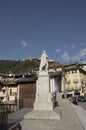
xmin=0 ymin=103 xmax=17 ymax=113
xmin=8 ymin=123 xmax=22 ymax=130
xmin=0 ymin=99 xmax=24 ymax=113
xmin=0 ymin=105 xmax=8 ymax=130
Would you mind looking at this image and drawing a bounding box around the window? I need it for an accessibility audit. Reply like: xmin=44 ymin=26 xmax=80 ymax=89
xmin=10 ymin=89 xmax=12 ymax=95
xmin=67 ymin=71 xmax=70 ymax=74
xmin=74 ymin=83 xmax=78 ymax=90
xmin=73 ymin=75 xmax=78 ymax=83
xmin=3 ymin=90 xmax=5 ymax=94
xmin=66 ymin=76 xmax=70 ymax=83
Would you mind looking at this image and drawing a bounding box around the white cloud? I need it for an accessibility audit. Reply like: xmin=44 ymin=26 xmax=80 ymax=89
xmin=61 ymin=48 xmax=86 ymax=63
xmin=71 ymin=48 xmax=86 ymax=61
xmin=80 ymin=42 xmax=86 ymax=46
xmin=56 ymin=49 xmax=61 ymax=52
xmin=20 ymin=40 xmax=31 ymax=47
xmin=61 ymin=52 xmax=70 ymax=61
xmin=71 ymin=45 xmax=75 ymax=49
xmin=21 ymin=41 xmax=28 ymax=47
xmin=79 ymin=48 xmax=86 ymax=58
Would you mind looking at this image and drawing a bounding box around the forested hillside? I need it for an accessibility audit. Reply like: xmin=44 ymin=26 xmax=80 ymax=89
xmin=0 ymin=58 xmax=60 ymax=74
xmin=0 ymin=59 xmax=40 ymax=74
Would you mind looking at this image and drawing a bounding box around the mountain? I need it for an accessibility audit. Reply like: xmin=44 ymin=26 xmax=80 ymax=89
xmin=0 ymin=58 xmax=60 ymax=74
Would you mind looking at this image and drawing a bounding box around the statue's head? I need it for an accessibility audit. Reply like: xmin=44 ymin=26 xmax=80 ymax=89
xmin=43 ymin=50 xmax=46 ymax=54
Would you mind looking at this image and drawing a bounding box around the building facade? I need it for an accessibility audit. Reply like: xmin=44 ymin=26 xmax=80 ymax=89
xmin=61 ymin=63 xmax=86 ymax=97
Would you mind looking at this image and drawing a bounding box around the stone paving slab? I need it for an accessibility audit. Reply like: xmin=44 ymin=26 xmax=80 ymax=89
xmin=20 ymin=100 xmax=84 ymax=130
xmin=24 ymin=109 xmax=60 ymax=120
xmin=8 ymin=108 xmax=32 ymax=129
xmin=72 ymin=103 xmax=86 ymax=130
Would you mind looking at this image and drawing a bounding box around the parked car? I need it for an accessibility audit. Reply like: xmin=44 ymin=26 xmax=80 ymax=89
xmin=78 ymin=96 xmax=86 ymax=102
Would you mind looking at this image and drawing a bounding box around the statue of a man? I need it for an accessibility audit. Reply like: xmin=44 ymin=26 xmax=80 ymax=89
xmin=39 ymin=50 xmax=48 ymax=71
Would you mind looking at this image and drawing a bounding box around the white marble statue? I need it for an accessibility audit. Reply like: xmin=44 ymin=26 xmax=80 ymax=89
xmin=39 ymin=50 xmax=48 ymax=71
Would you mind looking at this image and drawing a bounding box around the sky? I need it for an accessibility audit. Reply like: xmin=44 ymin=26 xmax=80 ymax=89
xmin=0 ymin=0 xmax=86 ymax=63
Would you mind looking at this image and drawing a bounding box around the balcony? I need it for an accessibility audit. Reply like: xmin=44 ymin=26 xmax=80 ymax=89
xmin=73 ymin=88 xmax=79 ymax=91
xmin=0 ymin=92 xmax=6 ymax=97
xmin=66 ymin=80 xmax=70 ymax=84
xmin=10 ymin=92 xmax=17 ymax=96
xmin=2 ymin=87 xmax=6 ymax=90
xmin=73 ymin=79 xmax=78 ymax=83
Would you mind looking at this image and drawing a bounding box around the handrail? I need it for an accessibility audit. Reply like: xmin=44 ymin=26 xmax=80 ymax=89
xmin=8 ymin=123 xmax=22 ymax=130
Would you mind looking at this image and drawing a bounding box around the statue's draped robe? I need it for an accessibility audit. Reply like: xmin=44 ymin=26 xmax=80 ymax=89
xmin=39 ymin=51 xmax=48 ymax=71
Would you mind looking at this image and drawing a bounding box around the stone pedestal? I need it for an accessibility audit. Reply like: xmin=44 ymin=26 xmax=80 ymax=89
xmin=34 ymin=71 xmax=53 ymax=110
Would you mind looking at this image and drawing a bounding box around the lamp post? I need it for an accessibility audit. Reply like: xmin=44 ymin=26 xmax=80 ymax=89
xmin=62 ymin=68 xmax=67 ymax=98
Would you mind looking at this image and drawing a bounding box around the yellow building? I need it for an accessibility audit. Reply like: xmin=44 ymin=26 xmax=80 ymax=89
xmin=62 ymin=63 xmax=86 ymax=96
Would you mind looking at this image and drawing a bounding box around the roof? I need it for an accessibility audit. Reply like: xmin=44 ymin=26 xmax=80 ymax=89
xmin=49 ymin=62 xmax=61 ymax=69
xmin=15 ymin=77 xmax=37 ymax=84
xmin=63 ymin=62 xmax=78 ymax=67
xmin=63 ymin=62 xmax=86 ymax=67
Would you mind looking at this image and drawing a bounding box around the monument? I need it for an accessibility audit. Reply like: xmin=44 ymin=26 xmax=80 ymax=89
xmin=34 ymin=50 xmax=53 ymax=111
xmin=21 ymin=50 xmax=60 ymax=121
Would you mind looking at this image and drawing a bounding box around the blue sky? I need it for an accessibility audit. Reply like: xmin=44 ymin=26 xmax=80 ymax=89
xmin=0 ymin=0 xmax=86 ymax=63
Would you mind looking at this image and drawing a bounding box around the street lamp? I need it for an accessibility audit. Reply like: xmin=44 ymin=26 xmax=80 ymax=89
xmin=62 ymin=68 xmax=67 ymax=98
